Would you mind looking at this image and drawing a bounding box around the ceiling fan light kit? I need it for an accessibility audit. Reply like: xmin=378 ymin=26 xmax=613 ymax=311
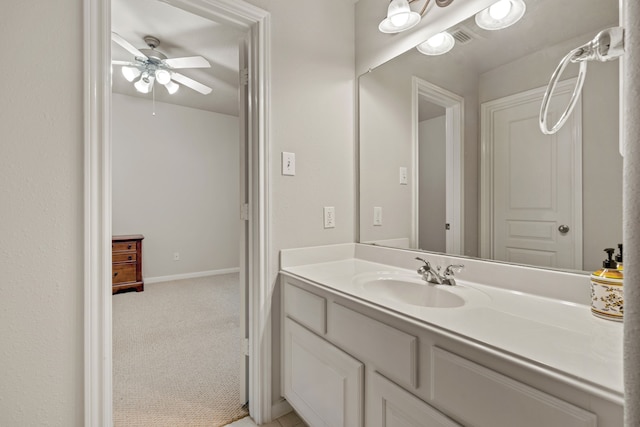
xmin=111 ymin=32 xmax=212 ymax=96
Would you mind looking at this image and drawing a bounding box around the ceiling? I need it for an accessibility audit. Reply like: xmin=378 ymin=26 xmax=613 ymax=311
xmin=111 ymin=0 xmax=245 ymax=116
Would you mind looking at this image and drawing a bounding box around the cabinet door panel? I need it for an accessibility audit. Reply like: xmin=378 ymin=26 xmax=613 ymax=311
xmin=430 ymin=347 xmax=597 ymax=427
xmin=368 ymin=372 xmax=461 ymax=427
xmin=284 ymin=318 xmax=364 ymax=427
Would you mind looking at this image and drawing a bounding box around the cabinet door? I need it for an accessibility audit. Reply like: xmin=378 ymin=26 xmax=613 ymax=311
xmin=368 ymin=372 xmax=461 ymax=427
xmin=283 ymin=318 xmax=364 ymax=427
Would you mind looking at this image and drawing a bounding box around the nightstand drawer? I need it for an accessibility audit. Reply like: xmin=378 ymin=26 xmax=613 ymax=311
xmin=113 ymin=241 xmax=136 ymax=252
xmin=113 ymin=252 xmax=136 ymax=263
xmin=113 ymin=263 xmax=136 ymax=284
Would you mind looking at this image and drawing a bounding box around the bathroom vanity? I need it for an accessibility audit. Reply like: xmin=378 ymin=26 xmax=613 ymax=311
xmin=280 ymin=244 xmax=623 ymax=427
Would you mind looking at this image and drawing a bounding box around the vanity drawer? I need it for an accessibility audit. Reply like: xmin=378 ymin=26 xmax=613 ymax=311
xmin=329 ymin=302 xmax=418 ymax=388
xmin=430 ymin=347 xmax=597 ymax=427
xmin=112 ymin=263 xmax=136 ymax=284
xmin=284 ymin=281 xmax=327 ymax=335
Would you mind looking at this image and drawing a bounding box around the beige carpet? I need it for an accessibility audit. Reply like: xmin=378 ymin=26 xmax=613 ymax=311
xmin=113 ymin=273 xmax=249 ymax=427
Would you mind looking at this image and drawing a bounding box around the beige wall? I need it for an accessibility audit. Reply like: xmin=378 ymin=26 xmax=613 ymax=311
xmin=112 ymin=94 xmax=240 ymax=279
xmin=1 ymin=0 xmax=355 ymax=423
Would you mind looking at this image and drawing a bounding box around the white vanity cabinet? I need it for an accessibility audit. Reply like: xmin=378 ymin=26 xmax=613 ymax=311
xmin=280 ymin=273 xmax=623 ymax=427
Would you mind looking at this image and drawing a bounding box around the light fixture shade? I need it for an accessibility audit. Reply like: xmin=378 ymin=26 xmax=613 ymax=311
xmin=121 ymin=66 xmax=141 ymax=82
xmin=379 ymin=0 xmax=421 ymax=34
xmin=475 ymin=0 xmax=526 ymax=31
xmin=416 ymin=32 xmax=455 ymax=55
xmin=155 ymin=69 xmax=171 ymax=85
xmin=134 ymin=75 xmax=154 ymax=94
xmin=164 ymin=80 xmax=179 ymax=95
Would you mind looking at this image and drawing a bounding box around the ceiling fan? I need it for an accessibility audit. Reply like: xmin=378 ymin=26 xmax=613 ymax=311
xmin=111 ymin=32 xmax=212 ymax=95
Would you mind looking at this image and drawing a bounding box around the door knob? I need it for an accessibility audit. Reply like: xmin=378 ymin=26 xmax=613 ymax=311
xmin=558 ymin=224 xmax=570 ymax=233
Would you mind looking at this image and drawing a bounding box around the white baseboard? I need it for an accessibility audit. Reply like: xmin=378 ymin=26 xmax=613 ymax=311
xmin=145 ymin=267 xmax=240 ymax=284
xmin=271 ymin=398 xmax=293 ymax=420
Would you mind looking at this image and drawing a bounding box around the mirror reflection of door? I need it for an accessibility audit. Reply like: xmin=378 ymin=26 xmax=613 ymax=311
xmin=418 ymin=99 xmax=446 ymax=252
xmin=481 ymin=81 xmax=583 ymax=270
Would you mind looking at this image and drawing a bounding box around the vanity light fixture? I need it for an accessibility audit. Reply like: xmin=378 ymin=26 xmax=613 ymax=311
xmin=416 ymin=31 xmax=455 ymax=55
xmin=379 ymin=0 xmax=455 ymax=34
xmin=475 ymin=0 xmax=526 ymax=31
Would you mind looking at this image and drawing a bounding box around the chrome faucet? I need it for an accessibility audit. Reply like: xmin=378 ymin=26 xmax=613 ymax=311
xmin=415 ymin=257 xmax=464 ymax=286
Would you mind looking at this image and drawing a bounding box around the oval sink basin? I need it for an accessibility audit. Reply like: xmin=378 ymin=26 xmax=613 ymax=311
xmin=361 ymin=278 xmax=465 ymax=308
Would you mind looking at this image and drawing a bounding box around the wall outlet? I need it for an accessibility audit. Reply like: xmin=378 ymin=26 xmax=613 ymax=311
xmin=282 ymin=152 xmax=296 ymax=176
xmin=324 ymin=206 xmax=336 ymax=228
xmin=399 ymin=167 xmax=408 ymax=185
xmin=373 ymin=207 xmax=383 ymax=226
xmin=173 ymin=252 xmax=180 ymax=261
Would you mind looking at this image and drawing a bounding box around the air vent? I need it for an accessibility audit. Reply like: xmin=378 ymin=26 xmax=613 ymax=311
xmin=451 ymin=29 xmax=473 ymax=45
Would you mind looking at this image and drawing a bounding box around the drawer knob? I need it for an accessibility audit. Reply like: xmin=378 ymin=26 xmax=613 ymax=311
xmin=128 ymin=256 xmax=132 ymax=260
xmin=114 ymin=272 xmax=118 ymax=277
xmin=128 ymin=244 xmax=132 ymax=249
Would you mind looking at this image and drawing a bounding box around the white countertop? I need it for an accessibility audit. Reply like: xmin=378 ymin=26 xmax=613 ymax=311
xmin=281 ymin=256 xmax=624 ymax=402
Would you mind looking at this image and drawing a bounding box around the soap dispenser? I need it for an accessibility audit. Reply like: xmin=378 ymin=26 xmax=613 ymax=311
xmin=616 ymin=243 xmax=623 ymax=271
xmin=590 ymin=248 xmax=624 ymax=321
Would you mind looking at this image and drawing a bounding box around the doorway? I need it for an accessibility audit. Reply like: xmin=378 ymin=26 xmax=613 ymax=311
xmin=84 ymin=0 xmax=271 ymax=425
xmin=411 ymin=77 xmax=464 ymax=255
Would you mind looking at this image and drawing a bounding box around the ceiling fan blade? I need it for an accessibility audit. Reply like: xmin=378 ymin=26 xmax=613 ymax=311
xmin=164 ymin=56 xmax=211 ymax=69
xmin=172 ymin=73 xmax=212 ymax=95
xmin=111 ymin=32 xmax=148 ymax=59
xmin=111 ymin=60 xmax=137 ymax=66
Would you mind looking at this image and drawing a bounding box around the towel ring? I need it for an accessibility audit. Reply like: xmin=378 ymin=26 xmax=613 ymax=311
xmin=539 ymin=48 xmax=587 ymax=135
xmin=539 ymin=27 xmax=625 ymax=136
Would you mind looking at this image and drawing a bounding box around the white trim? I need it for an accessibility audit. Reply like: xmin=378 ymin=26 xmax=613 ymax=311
xmin=411 ymin=77 xmax=464 ymax=255
xmin=84 ymin=0 xmax=272 ymax=425
xmin=145 ymin=268 xmax=241 ymax=284
xmin=479 ymin=79 xmax=583 ymax=269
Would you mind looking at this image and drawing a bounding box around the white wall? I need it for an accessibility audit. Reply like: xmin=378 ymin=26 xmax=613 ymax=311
xmin=419 ymin=116 xmax=446 ymax=252
xmin=479 ymin=31 xmax=622 ymax=271
xmin=1 ymin=0 xmax=355 ymax=423
xmin=112 ymin=94 xmax=240 ymax=279
xmin=247 ymin=0 xmax=355 ymax=406
xmin=0 ymin=2 xmax=84 ymax=426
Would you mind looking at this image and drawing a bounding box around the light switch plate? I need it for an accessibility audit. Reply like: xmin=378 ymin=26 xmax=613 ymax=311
xmin=373 ymin=207 xmax=382 ymax=226
xmin=399 ymin=167 xmax=408 ymax=185
xmin=282 ymin=152 xmax=295 ymax=176
xmin=324 ymin=206 xmax=336 ymax=228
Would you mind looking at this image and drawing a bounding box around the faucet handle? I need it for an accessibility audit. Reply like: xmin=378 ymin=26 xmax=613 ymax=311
xmin=444 ymin=264 xmax=464 ymax=276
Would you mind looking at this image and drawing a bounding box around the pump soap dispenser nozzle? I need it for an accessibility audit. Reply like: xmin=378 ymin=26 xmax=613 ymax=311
xmin=590 ymin=247 xmax=624 ymax=321
xmin=615 ymin=244 xmax=623 ymax=271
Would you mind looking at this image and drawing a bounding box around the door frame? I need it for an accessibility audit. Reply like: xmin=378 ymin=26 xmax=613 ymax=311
xmin=83 ymin=0 xmax=272 ymax=425
xmin=411 ymin=77 xmax=464 ymax=255
xmin=479 ymin=79 xmax=583 ymax=268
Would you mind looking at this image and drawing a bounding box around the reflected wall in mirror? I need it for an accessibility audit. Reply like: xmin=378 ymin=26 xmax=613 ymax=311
xmin=359 ymin=0 xmax=622 ymax=273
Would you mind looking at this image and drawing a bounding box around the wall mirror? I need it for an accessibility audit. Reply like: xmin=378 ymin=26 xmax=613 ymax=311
xmin=358 ymin=0 xmax=622 ymax=273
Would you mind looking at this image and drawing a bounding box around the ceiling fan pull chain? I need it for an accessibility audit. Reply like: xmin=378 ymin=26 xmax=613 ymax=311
xmin=152 ymin=83 xmax=156 ymax=116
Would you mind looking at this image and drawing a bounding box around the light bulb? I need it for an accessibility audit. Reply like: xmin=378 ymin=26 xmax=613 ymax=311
xmin=489 ymin=0 xmax=512 ymax=20
xmin=121 ymin=66 xmax=141 ymax=82
xmin=427 ymin=33 xmax=446 ymax=48
xmin=164 ymin=80 xmax=179 ymax=95
xmin=390 ymin=12 xmax=410 ymax=27
xmin=134 ymin=75 xmax=154 ymax=94
xmin=155 ymin=69 xmax=171 ymax=85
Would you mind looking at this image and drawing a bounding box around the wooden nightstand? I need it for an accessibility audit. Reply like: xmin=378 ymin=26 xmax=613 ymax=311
xmin=112 ymin=234 xmax=144 ymax=294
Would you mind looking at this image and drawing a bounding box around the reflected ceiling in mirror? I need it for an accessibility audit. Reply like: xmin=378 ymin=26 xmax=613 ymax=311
xmin=358 ymin=0 xmax=621 ymax=274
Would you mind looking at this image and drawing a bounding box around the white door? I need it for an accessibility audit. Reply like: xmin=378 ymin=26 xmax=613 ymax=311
xmin=484 ymin=81 xmax=582 ymax=269
xmin=238 ymin=35 xmax=249 ymax=405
